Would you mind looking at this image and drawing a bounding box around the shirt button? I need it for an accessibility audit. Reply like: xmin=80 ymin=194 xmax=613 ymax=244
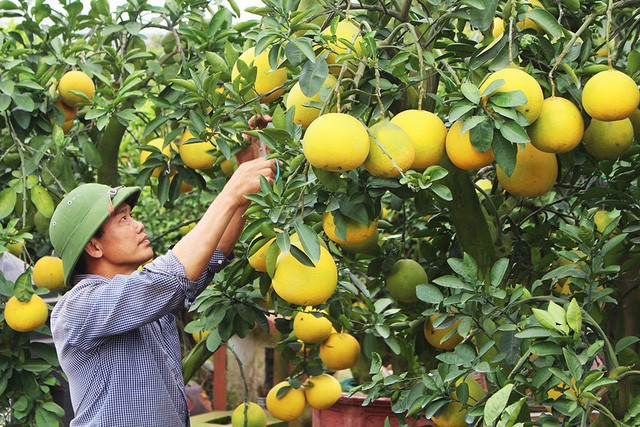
xmin=218 ymin=259 xmax=223 ymax=265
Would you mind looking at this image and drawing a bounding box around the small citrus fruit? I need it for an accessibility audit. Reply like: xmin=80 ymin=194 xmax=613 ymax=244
xmin=582 ymin=69 xmax=640 ymax=121
xmin=424 ymin=314 xmax=463 ymax=350
xmin=497 ymin=143 xmax=557 ymax=197
xmin=583 ymin=118 xmax=634 ymax=160
xmin=304 ymin=374 xmax=342 ymax=410
xmin=515 ymin=0 xmax=544 ymax=33
xmin=33 ymin=256 xmax=64 ymax=291
xmin=6 ymin=242 xmax=23 ymax=257
xmin=386 ymin=259 xmax=428 ymax=303
xmin=231 ymin=402 xmax=267 ymax=427
xmin=4 ymin=294 xmax=48 ymax=332
xmin=492 ymin=17 xmax=505 ymax=38
xmin=445 ymin=120 xmax=494 ymax=170
xmin=266 ymin=381 xmax=306 ymax=422
xmin=529 ymin=97 xmax=584 ymax=153
xmin=53 ymin=100 xmax=78 ymax=122
xmin=58 ymin=70 xmax=95 ymax=107
xmin=390 ymin=109 xmax=447 ymax=170
xmin=322 ymin=211 xmax=378 ymax=245
xmin=319 ymin=332 xmax=361 ymax=370
xmin=293 ymin=308 xmax=333 ymax=344
xmin=232 ymin=47 xmax=287 ymax=103
xmin=302 ymin=113 xmax=369 ymax=172
xmin=480 ymin=67 xmax=544 ymax=123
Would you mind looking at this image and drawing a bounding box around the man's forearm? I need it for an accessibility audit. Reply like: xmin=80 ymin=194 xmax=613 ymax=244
xmin=217 ymin=205 xmax=248 ymax=257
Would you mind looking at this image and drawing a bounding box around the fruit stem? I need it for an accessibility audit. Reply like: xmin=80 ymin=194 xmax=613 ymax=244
xmin=606 ymin=0 xmax=614 ymax=68
xmin=373 ymin=61 xmax=386 ymax=116
xmin=403 ymin=23 xmax=426 ymax=110
xmin=548 ymin=13 xmax=597 ymax=93
xmin=228 ymin=344 xmax=250 ymax=410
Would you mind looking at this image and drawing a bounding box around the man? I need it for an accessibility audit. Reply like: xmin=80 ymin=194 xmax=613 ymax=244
xmin=49 ymin=151 xmax=276 ymax=427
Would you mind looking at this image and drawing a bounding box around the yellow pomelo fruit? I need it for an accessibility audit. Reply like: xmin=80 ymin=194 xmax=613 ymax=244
xmin=248 ymin=237 xmax=275 ymax=272
xmin=4 ymin=294 xmax=48 ymax=332
xmin=319 ymin=332 xmax=361 ymax=370
xmin=293 ymin=308 xmax=333 ymax=344
xmin=594 ymin=210 xmax=615 ymax=234
xmin=364 ymin=121 xmax=415 ymax=177
xmin=475 ymin=178 xmax=493 ymax=194
xmin=53 ymin=100 xmax=78 ymax=122
xmin=272 ymin=244 xmax=337 ymax=305
xmin=6 ymin=242 xmax=23 ymax=257
xmin=221 ymin=159 xmax=237 ymax=177
xmin=445 ymin=120 xmax=494 ymax=170
xmin=322 ymin=211 xmax=378 ymax=245
xmin=33 ymin=256 xmax=64 ymax=291
xmin=386 ymin=259 xmax=428 ymax=303
xmin=179 ymin=129 xmax=217 ymax=170
xmin=58 ymin=70 xmax=96 ymax=107
xmin=583 ymin=118 xmax=634 ymax=160
xmin=515 ymin=0 xmax=544 ymax=33
xmin=424 ymin=314 xmax=463 ymax=350
xmin=302 ymin=113 xmax=370 ymax=172
xmin=481 ymin=67 xmax=544 ymax=124
xmin=497 ymin=143 xmax=557 ymax=197
xmin=629 ymin=109 xmax=640 ymax=139
xmin=231 ymin=402 xmax=267 ymax=427
xmin=140 ymin=138 xmax=176 ymax=178
xmin=192 ymin=330 xmax=210 ymax=343
xmin=582 ymin=69 xmax=640 ymax=121
xmin=231 ymin=47 xmax=287 ymax=103
xmin=492 ymin=17 xmax=505 ymax=38
xmin=304 ymin=374 xmax=342 ymax=410
xmin=61 ymin=120 xmax=74 ymax=134
xmin=266 ymin=381 xmax=306 ymax=422
xmin=322 ymin=20 xmax=363 ymax=70
xmin=339 ymin=229 xmax=380 ymax=255
xmin=390 ymin=109 xmax=447 ymax=170
xmin=529 ymin=97 xmax=584 ymax=153
xmin=285 ymin=75 xmax=337 ymax=128
xmin=431 ymin=377 xmax=486 ymax=427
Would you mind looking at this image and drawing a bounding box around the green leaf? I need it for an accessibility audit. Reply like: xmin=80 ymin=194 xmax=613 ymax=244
xmin=416 ymin=284 xmax=444 ymax=303
xmin=293 ymin=222 xmax=321 ymax=263
xmin=562 ymin=347 xmax=583 ymax=381
xmin=13 ymin=93 xmax=36 ymax=112
xmin=527 ymin=8 xmax=564 ymax=39
xmin=627 ymin=50 xmax=640 ymax=76
xmin=484 ymin=383 xmax=514 ymax=426
xmin=566 ymin=298 xmax=582 ymax=333
xmin=530 ymin=341 xmax=563 ymax=356
xmin=205 ymin=329 xmax=222 ymax=353
xmin=489 ymin=90 xmax=527 ymax=108
xmin=548 ymin=301 xmax=569 ymax=334
xmin=30 ymin=185 xmax=55 ymax=218
xmin=299 ymin=58 xmax=328 ymax=98
xmin=490 ymin=258 xmax=509 ymax=287
xmin=532 ymin=308 xmax=556 ymax=330
xmin=433 ymin=275 xmax=470 ymax=290
xmin=469 ymin=117 xmax=494 ymax=152
xmin=290 ymin=244 xmax=314 ymax=267
xmin=431 ymin=183 xmax=452 ymax=201
xmin=615 ymin=336 xmax=640 ymax=353
xmin=82 ymin=140 xmax=103 ymax=168
xmin=461 ymin=82 xmax=481 ymax=104
xmin=493 ymin=132 xmax=517 ymax=176
xmin=461 ymin=115 xmax=486 ymax=134
xmin=0 ymin=187 xmax=17 ymax=219
xmin=14 ymin=270 xmax=34 ymax=302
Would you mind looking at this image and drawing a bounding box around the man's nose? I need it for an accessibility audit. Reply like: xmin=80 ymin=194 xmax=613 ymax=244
xmin=134 ymin=219 xmax=145 ymax=232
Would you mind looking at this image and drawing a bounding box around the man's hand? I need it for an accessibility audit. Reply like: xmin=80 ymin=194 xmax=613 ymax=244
xmin=237 ymin=114 xmax=272 ymax=165
xmin=223 ymin=157 xmax=277 ymax=207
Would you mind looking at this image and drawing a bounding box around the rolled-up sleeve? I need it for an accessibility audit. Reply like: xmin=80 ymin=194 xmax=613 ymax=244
xmin=183 ymin=249 xmax=234 ymax=305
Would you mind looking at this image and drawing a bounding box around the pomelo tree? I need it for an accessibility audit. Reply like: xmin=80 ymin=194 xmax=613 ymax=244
xmin=1 ymin=0 xmax=640 ymax=425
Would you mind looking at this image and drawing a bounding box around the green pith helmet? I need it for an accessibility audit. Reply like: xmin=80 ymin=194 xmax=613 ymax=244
xmin=49 ymin=184 xmax=141 ymax=286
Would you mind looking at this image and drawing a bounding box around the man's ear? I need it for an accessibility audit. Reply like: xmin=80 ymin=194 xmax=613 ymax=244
xmin=84 ymin=237 xmax=103 ymax=259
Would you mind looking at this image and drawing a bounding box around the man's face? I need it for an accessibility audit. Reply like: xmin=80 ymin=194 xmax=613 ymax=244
xmin=92 ymin=203 xmax=153 ymax=273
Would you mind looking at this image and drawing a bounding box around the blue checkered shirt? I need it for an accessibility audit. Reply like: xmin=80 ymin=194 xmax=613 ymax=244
xmin=51 ymin=250 xmax=232 ymax=427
